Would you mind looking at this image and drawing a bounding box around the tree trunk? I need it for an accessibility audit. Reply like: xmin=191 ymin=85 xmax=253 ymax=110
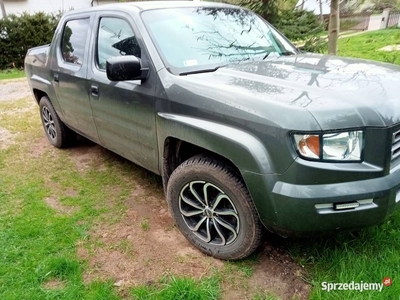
xmin=0 ymin=0 xmax=6 ymax=18
xmin=328 ymin=0 xmax=340 ymax=55
xmin=318 ymin=0 xmax=324 ymax=24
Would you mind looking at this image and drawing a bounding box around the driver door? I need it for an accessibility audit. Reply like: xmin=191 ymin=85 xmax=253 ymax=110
xmin=87 ymin=14 xmax=159 ymax=173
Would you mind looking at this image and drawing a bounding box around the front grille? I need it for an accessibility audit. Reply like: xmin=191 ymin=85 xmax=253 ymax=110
xmin=391 ymin=128 xmax=400 ymax=167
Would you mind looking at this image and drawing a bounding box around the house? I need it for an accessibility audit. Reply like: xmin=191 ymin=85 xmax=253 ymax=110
xmin=296 ymin=0 xmax=373 ymax=16
xmin=1 ymin=0 xmax=201 ymax=18
xmin=1 ymin=0 xmax=116 ymax=18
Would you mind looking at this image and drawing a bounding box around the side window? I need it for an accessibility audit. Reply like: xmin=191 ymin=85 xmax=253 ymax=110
xmin=61 ymin=18 xmax=90 ymax=65
xmin=97 ymin=17 xmax=141 ymax=70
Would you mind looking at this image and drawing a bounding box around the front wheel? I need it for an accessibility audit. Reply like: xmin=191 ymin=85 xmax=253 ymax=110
xmin=39 ymin=96 xmax=75 ymax=148
xmin=166 ymin=155 xmax=263 ymax=260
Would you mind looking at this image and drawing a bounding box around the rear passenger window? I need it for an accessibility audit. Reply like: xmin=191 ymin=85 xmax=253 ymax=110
xmin=97 ymin=17 xmax=141 ymax=70
xmin=61 ymin=18 xmax=90 ymax=65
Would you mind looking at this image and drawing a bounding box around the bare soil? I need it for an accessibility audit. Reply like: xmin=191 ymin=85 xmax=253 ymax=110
xmin=1 ymin=79 xmax=311 ymax=299
xmin=0 ymin=127 xmax=15 ymax=149
xmin=379 ymin=45 xmax=400 ymax=51
xmin=44 ymin=196 xmax=79 ymax=215
xmin=42 ymin=279 xmax=67 ymax=290
xmin=0 ymin=78 xmax=31 ymax=102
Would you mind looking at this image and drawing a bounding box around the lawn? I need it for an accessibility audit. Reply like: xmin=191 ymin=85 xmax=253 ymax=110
xmin=337 ymin=28 xmax=400 ymax=65
xmin=287 ymin=214 xmax=400 ymax=299
xmin=1 ymin=93 xmax=299 ymax=299
xmin=0 ymin=69 xmax=25 ymax=80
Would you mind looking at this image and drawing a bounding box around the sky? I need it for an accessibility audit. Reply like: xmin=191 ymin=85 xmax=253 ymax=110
xmin=296 ymin=0 xmax=332 ymax=15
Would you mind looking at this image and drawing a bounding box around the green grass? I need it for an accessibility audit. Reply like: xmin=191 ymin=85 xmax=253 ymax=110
xmin=130 ymin=274 xmax=220 ymax=300
xmin=0 ymin=110 xmax=122 ymax=299
xmin=287 ymin=214 xmax=400 ymax=299
xmin=226 ymin=254 xmax=259 ymax=279
xmin=0 ymin=68 xmax=26 ymax=80
xmin=141 ymin=217 xmax=150 ymax=231
xmin=337 ymin=28 xmax=400 ymax=65
xmin=0 ymin=97 xmax=224 ymax=299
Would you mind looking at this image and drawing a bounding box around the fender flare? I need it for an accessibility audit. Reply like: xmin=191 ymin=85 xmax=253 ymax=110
xmin=157 ymin=113 xmax=276 ymax=175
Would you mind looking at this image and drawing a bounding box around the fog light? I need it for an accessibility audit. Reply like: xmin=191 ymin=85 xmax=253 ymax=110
xmin=334 ymin=202 xmax=360 ymax=210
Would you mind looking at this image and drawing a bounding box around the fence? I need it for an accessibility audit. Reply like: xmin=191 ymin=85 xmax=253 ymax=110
xmin=387 ymin=10 xmax=400 ymax=28
xmin=340 ymin=13 xmax=371 ymax=31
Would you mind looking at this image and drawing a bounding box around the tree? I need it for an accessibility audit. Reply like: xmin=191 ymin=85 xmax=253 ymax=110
xmin=318 ymin=0 xmax=324 ymax=23
xmin=328 ymin=0 xmax=340 ymax=55
xmin=0 ymin=0 xmax=6 ymax=18
xmin=239 ymin=0 xmax=279 ymax=23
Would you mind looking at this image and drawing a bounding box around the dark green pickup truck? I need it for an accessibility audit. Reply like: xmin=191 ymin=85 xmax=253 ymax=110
xmin=25 ymin=1 xmax=400 ymax=260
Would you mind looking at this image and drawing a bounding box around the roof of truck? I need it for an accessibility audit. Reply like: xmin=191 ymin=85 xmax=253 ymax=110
xmin=66 ymin=1 xmax=237 ymax=15
xmin=121 ymin=1 xmax=236 ymax=10
xmin=65 ymin=1 xmax=238 ymax=16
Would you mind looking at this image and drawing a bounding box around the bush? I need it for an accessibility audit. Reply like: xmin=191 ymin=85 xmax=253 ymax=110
xmin=370 ymin=0 xmax=400 ymax=12
xmin=0 ymin=12 xmax=60 ymax=69
xmin=240 ymin=0 xmax=279 ymax=24
xmin=272 ymin=9 xmax=325 ymax=41
xmin=240 ymin=1 xmax=326 ymax=52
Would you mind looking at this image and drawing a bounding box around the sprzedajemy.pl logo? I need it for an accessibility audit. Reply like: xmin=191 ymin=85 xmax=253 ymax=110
xmin=321 ymin=277 xmax=392 ymax=292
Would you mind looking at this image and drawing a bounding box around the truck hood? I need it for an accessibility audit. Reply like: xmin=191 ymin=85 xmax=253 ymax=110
xmin=174 ymin=53 xmax=400 ymax=130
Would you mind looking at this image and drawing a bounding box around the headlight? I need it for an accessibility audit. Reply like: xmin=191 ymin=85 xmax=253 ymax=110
xmin=293 ymin=131 xmax=363 ymax=161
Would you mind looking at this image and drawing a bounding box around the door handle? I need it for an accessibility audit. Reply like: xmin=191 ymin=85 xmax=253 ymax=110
xmin=91 ymin=85 xmax=99 ymax=97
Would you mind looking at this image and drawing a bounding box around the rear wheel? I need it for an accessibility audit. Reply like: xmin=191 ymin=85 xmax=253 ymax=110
xmin=167 ymin=155 xmax=263 ymax=260
xmin=39 ymin=96 xmax=75 ymax=148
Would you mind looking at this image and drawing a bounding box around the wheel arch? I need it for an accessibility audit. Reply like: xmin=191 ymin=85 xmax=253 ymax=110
xmin=158 ymin=113 xmax=275 ymax=188
xmin=33 ymin=89 xmax=48 ymax=105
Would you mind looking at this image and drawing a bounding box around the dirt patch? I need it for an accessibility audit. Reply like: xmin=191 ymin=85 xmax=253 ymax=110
xmin=63 ymin=139 xmax=310 ymax=299
xmin=79 ymin=200 xmax=224 ymax=286
xmin=379 ymin=45 xmax=400 ymax=51
xmin=42 ymin=279 xmax=67 ymax=290
xmin=0 ymin=78 xmax=31 ymax=102
xmin=221 ymin=241 xmax=310 ymax=299
xmin=79 ymin=195 xmax=309 ymax=299
xmin=0 ymin=127 xmax=15 ymax=150
xmin=65 ymin=188 xmax=78 ymax=197
xmin=67 ymin=136 xmax=110 ymax=173
xmin=44 ymin=196 xmax=79 ymax=215
xmin=29 ymin=136 xmax=53 ymax=158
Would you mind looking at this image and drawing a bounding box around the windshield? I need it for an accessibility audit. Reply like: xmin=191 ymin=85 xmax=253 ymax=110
xmin=141 ymin=7 xmax=298 ymax=75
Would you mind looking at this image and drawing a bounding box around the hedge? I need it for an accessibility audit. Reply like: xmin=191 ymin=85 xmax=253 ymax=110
xmin=0 ymin=12 xmax=60 ymax=69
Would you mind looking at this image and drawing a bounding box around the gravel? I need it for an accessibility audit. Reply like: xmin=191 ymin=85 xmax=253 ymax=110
xmin=0 ymin=78 xmax=32 ymax=102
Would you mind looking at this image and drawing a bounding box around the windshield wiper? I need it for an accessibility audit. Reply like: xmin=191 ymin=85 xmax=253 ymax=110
xmin=262 ymin=52 xmax=271 ymax=60
xmin=179 ymin=65 xmax=225 ymax=76
xmin=281 ymin=51 xmax=296 ymax=56
xmin=262 ymin=51 xmax=296 ymax=61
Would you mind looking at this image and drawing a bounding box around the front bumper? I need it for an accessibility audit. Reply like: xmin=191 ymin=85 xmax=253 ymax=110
xmin=244 ymin=160 xmax=400 ymax=235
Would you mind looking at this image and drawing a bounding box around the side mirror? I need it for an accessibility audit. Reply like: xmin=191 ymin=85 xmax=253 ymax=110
xmin=106 ymin=56 xmax=149 ymax=81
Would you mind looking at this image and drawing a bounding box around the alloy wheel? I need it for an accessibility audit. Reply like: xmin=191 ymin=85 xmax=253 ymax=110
xmin=179 ymin=180 xmax=240 ymax=246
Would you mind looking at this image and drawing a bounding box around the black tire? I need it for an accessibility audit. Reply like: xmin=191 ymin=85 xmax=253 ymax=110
xmin=166 ymin=155 xmax=263 ymax=260
xmin=39 ymin=96 xmax=75 ymax=148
